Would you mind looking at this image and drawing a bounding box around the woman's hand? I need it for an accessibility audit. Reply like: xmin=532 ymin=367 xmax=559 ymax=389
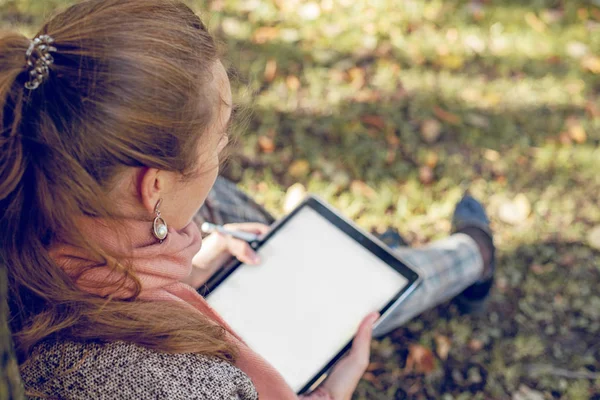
xmin=184 ymin=222 xmax=270 ymax=289
xmin=318 ymin=312 xmax=379 ymax=400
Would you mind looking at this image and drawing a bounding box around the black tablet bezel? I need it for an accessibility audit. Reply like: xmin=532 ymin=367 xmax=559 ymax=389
xmin=199 ymin=195 xmax=420 ymax=394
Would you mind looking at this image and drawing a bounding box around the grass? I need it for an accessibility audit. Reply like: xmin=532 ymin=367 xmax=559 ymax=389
xmin=2 ymin=0 xmax=599 ymax=398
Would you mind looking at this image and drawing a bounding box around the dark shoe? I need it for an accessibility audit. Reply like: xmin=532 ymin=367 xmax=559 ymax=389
xmin=451 ymin=193 xmax=496 ymax=314
xmin=379 ymin=228 xmax=408 ymax=249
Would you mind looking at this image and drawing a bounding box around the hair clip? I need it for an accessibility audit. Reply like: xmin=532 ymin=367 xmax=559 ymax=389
xmin=24 ymin=34 xmax=57 ymax=90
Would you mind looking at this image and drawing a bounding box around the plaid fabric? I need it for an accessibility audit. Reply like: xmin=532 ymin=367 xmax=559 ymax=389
xmin=195 ymin=177 xmax=275 ymax=228
xmin=372 ymin=234 xmax=482 ymax=336
xmin=197 ymin=178 xmax=483 ymax=336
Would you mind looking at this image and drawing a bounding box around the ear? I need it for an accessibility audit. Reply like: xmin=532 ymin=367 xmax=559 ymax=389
xmin=138 ymin=167 xmax=162 ymax=216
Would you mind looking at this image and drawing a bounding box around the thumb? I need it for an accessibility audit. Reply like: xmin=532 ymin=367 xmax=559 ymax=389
xmin=346 ymin=312 xmax=379 ymax=373
xmin=320 ymin=312 xmax=379 ymax=400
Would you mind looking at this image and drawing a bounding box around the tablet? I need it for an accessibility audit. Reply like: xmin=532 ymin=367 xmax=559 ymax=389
xmin=200 ymin=196 xmax=420 ymax=394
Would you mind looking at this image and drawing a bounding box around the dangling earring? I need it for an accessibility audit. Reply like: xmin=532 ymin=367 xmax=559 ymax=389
xmin=152 ymin=198 xmax=168 ymax=242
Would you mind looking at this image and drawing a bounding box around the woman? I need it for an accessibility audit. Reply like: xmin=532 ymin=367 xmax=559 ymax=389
xmin=0 ymin=1 xmax=495 ymax=399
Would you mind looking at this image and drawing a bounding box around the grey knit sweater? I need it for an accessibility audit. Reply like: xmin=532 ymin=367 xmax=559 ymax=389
xmin=20 ymin=339 xmax=258 ymax=399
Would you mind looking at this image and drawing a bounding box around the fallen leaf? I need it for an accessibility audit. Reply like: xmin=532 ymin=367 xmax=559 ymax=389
xmin=568 ymin=124 xmax=587 ymax=143
xmin=252 ymin=26 xmax=279 ymax=44
xmin=525 ymin=12 xmax=546 ymax=33
xmin=385 ymin=148 xmax=396 ymax=164
xmin=530 ymin=264 xmax=546 ymax=275
xmin=484 ymin=149 xmax=500 ymax=162
xmin=558 ymin=253 xmax=575 ymax=267
xmin=361 ymin=115 xmax=386 ymax=130
xmin=286 ymin=75 xmax=300 ymax=91
xmin=348 ymin=67 xmax=366 ymax=89
xmin=424 ymin=151 xmax=439 ymax=168
xmin=419 ymin=166 xmax=435 ymax=185
xmin=512 ymin=384 xmax=545 ymax=400
xmin=581 ymin=55 xmax=600 ymax=74
xmin=288 ymin=159 xmax=310 ymax=178
xmin=433 ymin=106 xmax=461 ymax=125
xmin=434 ymin=335 xmax=452 ymax=361
xmin=386 ymin=132 xmax=400 ymax=147
xmin=420 ymin=119 xmax=442 ymax=143
xmin=498 ymin=194 xmax=531 ymax=225
xmin=587 ymin=225 xmax=600 ymax=250
xmin=558 ymin=131 xmax=572 ymax=145
xmin=468 ymin=339 xmax=484 ymax=352
xmin=467 ymin=1 xmax=484 ymax=20
xmin=264 ymin=59 xmax=277 ymax=82
xmin=586 ymin=100 xmax=599 ymax=119
xmin=257 ymin=136 xmax=275 ymax=153
xmin=283 ymin=183 xmax=307 ymax=213
xmin=350 ymin=180 xmax=377 ymax=199
xmin=405 ymin=344 xmax=436 ymax=374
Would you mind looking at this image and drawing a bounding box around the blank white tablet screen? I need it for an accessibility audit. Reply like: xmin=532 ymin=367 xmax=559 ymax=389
xmin=206 ymin=206 xmax=409 ymax=392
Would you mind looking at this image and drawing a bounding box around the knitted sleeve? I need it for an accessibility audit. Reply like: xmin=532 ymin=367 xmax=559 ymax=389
xmin=21 ymin=340 xmax=257 ymax=400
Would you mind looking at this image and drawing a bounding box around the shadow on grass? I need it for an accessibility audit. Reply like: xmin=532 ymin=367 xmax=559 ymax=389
xmin=357 ymin=240 xmax=600 ymax=399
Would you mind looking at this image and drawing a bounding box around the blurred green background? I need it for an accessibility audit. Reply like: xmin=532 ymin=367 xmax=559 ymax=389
xmin=2 ymin=0 xmax=599 ymax=398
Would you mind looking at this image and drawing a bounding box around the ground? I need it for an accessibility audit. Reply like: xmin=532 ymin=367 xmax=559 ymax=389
xmin=1 ymin=0 xmax=599 ymax=399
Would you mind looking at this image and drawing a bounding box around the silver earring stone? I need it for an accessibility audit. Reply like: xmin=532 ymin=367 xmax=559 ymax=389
xmin=152 ymin=199 xmax=168 ymax=242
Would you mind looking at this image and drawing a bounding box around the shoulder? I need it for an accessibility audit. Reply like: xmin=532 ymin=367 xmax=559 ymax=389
xmin=21 ymin=339 xmax=257 ymax=400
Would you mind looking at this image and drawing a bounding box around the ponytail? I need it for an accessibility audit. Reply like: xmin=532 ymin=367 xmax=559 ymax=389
xmin=0 ymin=34 xmax=30 ymax=201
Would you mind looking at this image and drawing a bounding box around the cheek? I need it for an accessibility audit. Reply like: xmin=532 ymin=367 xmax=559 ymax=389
xmin=188 ymin=163 xmax=219 ymax=211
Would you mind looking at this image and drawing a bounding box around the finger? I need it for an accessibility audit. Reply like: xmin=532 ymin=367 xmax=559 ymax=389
xmin=223 ymin=223 xmax=270 ymax=235
xmin=225 ymin=236 xmax=261 ymax=265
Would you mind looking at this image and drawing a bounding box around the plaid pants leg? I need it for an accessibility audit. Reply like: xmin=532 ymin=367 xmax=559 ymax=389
xmin=372 ymin=235 xmax=483 ymax=336
xmin=199 ymin=178 xmax=484 ymax=336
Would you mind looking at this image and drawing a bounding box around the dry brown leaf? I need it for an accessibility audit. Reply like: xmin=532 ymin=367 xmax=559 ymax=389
xmin=264 ymin=59 xmax=277 ymax=83
xmin=434 ymin=335 xmax=452 ymax=361
xmin=252 ymin=26 xmax=279 ymax=44
xmin=525 ymin=12 xmax=546 ymax=32
xmin=468 ymin=339 xmax=484 ymax=352
xmin=348 ymin=67 xmax=366 ymax=89
xmin=484 ymin=149 xmax=500 ymax=162
xmin=405 ymin=344 xmax=436 ymax=374
xmin=568 ymin=124 xmax=587 ymax=143
xmin=586 ymin=100 xmax=599 ymax=119
xmin=361 ymin=115 xmax=386 ymax=130
xmin=350 ymin=180 xmax=377 ymax=199
xmin=420 ymin=119 xmax=442 ymax=143
xmin=257 ymin=136 xmax=275 ymax=153
xmin=286 ymin=75 xmax=301 ymax=91
xmin=386 ymin=132 xmax=400 ymax=147
xmin=288 ymin=159 xmax=310 ymax=178
xmin=385 ymin=148 xmax=396 ymax=164
xmin=424 ymin=151 xmax=439 ymax=168
xmin=559 ymin=131 xmax=572 ymax=145
xmin=419 ymin=166 xmax=435 ymax=185
xmin=530 ymin=263 xmax=546 ymax=275
xmin=433 ymin=106 xmax=461 ymax=125
xmin=581 ymin=55 xmax=600 ymax=74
